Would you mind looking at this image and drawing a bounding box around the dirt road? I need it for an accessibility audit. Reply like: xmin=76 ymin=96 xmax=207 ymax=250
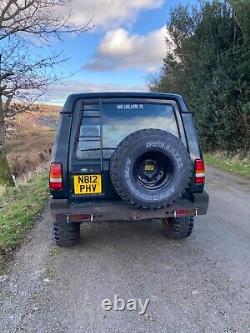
xmin=0 ymin=166 xmax=249 ymax=333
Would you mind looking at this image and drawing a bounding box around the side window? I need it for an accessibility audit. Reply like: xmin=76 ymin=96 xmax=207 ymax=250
xmin=76 ymin=111 xmax=102 ymax=160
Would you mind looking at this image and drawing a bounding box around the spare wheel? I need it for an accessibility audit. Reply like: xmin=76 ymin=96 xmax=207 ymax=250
xmin=110 ymin=129 xmax=191 ymax=209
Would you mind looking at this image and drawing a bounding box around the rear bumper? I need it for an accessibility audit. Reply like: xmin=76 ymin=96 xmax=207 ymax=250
xmin=50 ymin=191 xmax=209 ymax=223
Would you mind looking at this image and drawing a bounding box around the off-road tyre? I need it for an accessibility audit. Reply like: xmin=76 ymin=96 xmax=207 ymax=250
xmin=53 ymin=222 xmax=80 ymax=247
xmin=110 ymin=129 xmax=191 ymax=210
xmin=162 ymin=217 xmax=194 ymax=239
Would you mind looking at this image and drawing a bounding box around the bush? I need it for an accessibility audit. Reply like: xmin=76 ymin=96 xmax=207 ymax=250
xmin=150 ymin=0 xmax=250 ymax=155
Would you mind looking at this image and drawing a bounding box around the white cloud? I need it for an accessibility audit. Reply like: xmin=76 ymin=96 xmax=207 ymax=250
xmin=64 ymin=0 xmax=164 ymax=29
xmin=85 ymin=26 xmax=167 ymax=72
xmin=44 ymin=79 xmax=147 ymax=105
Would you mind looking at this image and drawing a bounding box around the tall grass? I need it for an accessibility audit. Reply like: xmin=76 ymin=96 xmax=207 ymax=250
xmin=0 ymin=186 xmax=5 ymax=196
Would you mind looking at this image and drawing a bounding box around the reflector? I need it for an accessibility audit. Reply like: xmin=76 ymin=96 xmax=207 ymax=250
xmin=174 ymin=209 xmax=197 ymax=217
xmin=66 ymin=214 xmax=93 ymax=223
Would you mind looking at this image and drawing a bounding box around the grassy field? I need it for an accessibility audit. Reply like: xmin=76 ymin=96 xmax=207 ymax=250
xmin=0 ymin=186 xmax=5 ymax=196
xmin=0 ymin=171 xmax=48 ymax=272
xmin=204 ymin=153 xmax=250 ymax=178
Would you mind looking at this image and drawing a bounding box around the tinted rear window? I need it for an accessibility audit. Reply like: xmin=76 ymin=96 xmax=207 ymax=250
xmin=76 ymin=102 xmax=179 ymax=160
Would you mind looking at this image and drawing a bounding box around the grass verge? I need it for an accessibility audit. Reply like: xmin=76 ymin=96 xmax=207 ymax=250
xmin=204 ymin=153 xmax=250 ymax=178
xmin=0 ymin=172 xmax=48 ymax=272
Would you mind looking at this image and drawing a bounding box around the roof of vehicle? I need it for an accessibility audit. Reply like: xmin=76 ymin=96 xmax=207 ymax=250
xmin=61 ymin=92 xmax=190 ymax=114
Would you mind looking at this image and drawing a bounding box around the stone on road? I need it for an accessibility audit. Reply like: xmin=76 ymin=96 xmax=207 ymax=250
xmin=0 ymin=167 xmax=249 ymax=333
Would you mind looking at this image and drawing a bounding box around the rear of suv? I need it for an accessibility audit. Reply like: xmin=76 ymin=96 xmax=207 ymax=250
xmin=49 ymin=92 xmax=209 ymax=246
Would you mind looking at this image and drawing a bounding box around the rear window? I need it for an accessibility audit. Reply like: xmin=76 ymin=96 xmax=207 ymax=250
xmin=76 ymin=102 xmax=179 ymax=160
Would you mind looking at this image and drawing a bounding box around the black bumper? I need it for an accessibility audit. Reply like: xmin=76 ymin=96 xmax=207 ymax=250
xmin=50 ymin=191 xmax=209 ymax=223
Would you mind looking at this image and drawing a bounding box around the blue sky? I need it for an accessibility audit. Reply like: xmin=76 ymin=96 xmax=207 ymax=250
xmin=41 ymin=0 xmax=195 ymax=105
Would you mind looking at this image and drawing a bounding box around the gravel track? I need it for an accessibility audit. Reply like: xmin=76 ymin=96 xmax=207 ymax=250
xmin=0 ymin=166 xmax=249 ymax=333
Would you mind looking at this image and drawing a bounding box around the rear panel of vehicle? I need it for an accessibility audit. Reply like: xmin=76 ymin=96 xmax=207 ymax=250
xmin=50 ymin=93 xmax=204 ymax=201
xmin=68 ymin=97 xmax=187 ymax=203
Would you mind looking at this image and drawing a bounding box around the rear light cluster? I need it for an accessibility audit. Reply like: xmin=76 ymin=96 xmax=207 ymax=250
xmin=195 ymin=159 xmax=205 ymax=184
xmin=49 ymin=163 xmax=63 ymax=190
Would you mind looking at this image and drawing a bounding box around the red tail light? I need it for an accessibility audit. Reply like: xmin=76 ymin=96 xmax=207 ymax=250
xmin=195 ymin=159 xmax=205 ymax=184
xmin=49 ymin=163 xmax=63 ymax=190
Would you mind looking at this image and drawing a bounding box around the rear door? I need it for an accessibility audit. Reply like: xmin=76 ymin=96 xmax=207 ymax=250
xmin=68 ymin=98 xmax=186 ymax=203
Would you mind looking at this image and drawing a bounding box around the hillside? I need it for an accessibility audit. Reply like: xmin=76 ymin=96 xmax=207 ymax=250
xmin=6 ymin=105 xmax=60 ymax=178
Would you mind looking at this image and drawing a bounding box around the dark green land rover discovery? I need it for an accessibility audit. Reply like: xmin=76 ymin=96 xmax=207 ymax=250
xmin=49 ymin=92 xmax=209 ymax=246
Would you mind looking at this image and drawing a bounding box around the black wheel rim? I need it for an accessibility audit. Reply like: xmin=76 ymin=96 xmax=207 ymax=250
xmin=133 ymin=151 xmax=174 ymax=190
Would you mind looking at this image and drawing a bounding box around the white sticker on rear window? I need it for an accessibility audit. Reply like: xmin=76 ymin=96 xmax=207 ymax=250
xmin=117 ymin=104 xmax=144 ymax=110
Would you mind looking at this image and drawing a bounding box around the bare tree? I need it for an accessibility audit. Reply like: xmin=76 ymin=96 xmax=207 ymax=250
xmin=0 ymin=0 xmax=92 ymax=40
xmin=0 ymin=0 xmax=92 ymax=186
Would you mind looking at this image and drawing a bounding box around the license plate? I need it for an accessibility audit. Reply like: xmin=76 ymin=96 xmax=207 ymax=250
xmin=74 ymin=175 xmax=102 ymax=195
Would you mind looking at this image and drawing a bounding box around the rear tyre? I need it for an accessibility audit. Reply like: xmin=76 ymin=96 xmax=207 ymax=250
xmin=53 ymin=222 xmax=80 ymax=247
xmin=162 ymin=217 xmax=194 ymax=239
